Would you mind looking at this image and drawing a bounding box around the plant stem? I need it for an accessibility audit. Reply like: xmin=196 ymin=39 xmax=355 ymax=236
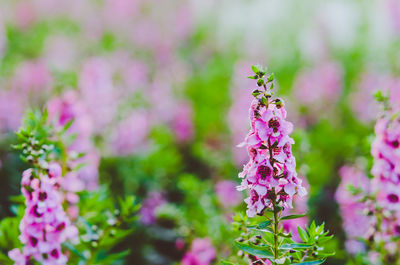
xmin=272 ymin=195 xmax=279 ymax=265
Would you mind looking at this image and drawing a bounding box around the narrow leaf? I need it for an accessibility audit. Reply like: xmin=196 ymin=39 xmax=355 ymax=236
xmin=281 ymin=243 xmax=312 ymax=250
xmin=292 ymin=259 xmax=326 ymax=265
xmin=221 ymin=261 xmax=235 ymax=265
xmin=235 ymin=241 xmax=273 ymax=259
xmin=280 ymin=214 xmax=306 ymax=221
xmin=297 ymin=227 xmax=309 ymax=242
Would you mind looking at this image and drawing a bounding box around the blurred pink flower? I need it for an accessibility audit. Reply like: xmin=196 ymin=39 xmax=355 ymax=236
xmin=139 ymin=192 xmax=166 ymax=225
xmin=0 ymin=90 xmax=24 ymax=132
xmin=47 ymin=90 xmax=99 ymax=190
xmin=14 ymin=1 xmax=36 ymax=29
xmin=293 ymin=61 xmax=342 ymax=107
xmin=228 ymin=62 xmax=255 ymax=166
xmin=335 ymin=165 xmax=371 ymax=254
xmin=215 ymin=180 xmax=242 ymax=208
xmin=181 ymin=238 xmax=216 ymax=265
xmin=110 ymin=110 xmax=150 ymax=156
xmin=13 ymin=60 xmax=52 ymax=94
xmin=351 ymin=73 xmax=400 ymax=123
xmin=103 ymin=0 xmax=140 ymax=31
xmin=79 ymin=57 xmax=117 ymax=132
xmin=172 ymin=102 xmax=194 ymax=142
xmin=175 ymin=238 xmax=185 ymax=251
xmin=43 ymin=35 xmax=78 ymax=71
xmin=281 ymin=176 xmax=309 ymax=242
xmin=387 ymin=0 xmax=400 ymax=34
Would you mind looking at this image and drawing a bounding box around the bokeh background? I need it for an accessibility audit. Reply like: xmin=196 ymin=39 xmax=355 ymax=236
xmin=0 ymin=0 xmax=399 ymax=264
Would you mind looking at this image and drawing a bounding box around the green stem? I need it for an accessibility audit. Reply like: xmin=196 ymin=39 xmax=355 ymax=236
xmin=272 ymin=196 xmax=279 ymax=265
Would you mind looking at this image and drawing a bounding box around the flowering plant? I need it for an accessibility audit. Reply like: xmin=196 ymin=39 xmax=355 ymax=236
xmin=0 ymin=110 xmax=139 ymax=265
xmin=336 ymin=92 xmax=400 ymax=265
xmin=224 ymin=65 xmax=334 ymax=265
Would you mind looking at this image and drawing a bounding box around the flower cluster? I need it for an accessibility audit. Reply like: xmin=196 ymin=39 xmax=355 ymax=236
xmin=47 ymin=91 xmax=100 ymax=191
xmin=139 ymin=191 xmax=166 ymax=225
xmin=215 ymin=180 xmax=242 ymax=209
xmin=9 ymin=164 xmax=77 ymax=265
xmin=238 ymin=66 xmax=307 ymax=218
xmin=281 ymin=176 xmax=309 ymax=242
xmin=335 ymin=165 xmax=372 ymax=254
xmin=181 ymin=238 xmax=216 ymax=265
xmin=370 ymin=112 xmax=400 ymax=247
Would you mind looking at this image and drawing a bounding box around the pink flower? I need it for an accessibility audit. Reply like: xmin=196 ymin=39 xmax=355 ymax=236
xmin=215 ymin=180 xmax=242 ymax=208
xmin=181 ymin=238 xmax=216 ymax=265
xmin=238 ymin=86 xmax=307 ymax=217
xmin=79 ymin=57 xmax=117 ymax=132
xmin=229 ymin=62 xmax=257 ymax=166
xmin=371 ymin=114 xmax=400 ymax=220
xmin=282 ymin=176 xmax=309 ymax=242
xmin=351 ymin=73 xmax=400 ymax=123
xmin=335 ymin=165 xmax=372 ymax=254
xmin=13 ymin=60 xmax=52 ymax=94
xmin=293 ymin=61 xmax=342 ymax=106
xmin=387 ymin=0 xmax=400 ymax=35
xmin=9 ymin=166 xmax=75 ymax=264
xmin=172 ymin=102 xmax=194 ymax=142
xmin=47 ymin=90 xmax=99 ymax=190
xmin=110 ymin=110 xmax=150 ymax=155
xmin=139 ymin=192 xmax=166 ymax=225
xmin=0 ymin=89 xmax=24 ymax=133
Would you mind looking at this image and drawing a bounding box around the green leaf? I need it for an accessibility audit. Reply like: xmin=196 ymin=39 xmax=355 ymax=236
xmin=257 ymin=79 xmax=264 ymax=86
xmin=297 ymin=227 xmax=309 ymax=242
xmin=280 ymin=214 xmax=306 ymax=221
xmin=258 ymin=220 xmax=272 ymax=229
xmin=277 ymin=232 xmax=292 ymax=238
xmin=267 ymin=73 xmax=274 ymax=82
xmin=292 ymin=259 xmax=326 ymax=265
xmin=64 ymin=242 xmax=87 ymax=260
xmin=235 ymin=241 xmax=273 ymax=259
xmin=373 ymin=90 xmax=386 ymax=102
xmin=281 ymin=243 xmax=312 ymax=250
xmin=252 ymin=90 xmax=262 ymax=96
xmin=221 ymin=261 xmax=235 ymax=265
xmin=248 ymin=75 xmax=258 ymax=79
xmin=251 ymin=65 xmax=263 ymax=74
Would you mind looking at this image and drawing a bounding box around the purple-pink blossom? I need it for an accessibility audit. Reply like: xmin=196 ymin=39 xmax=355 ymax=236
xmin=110 ymin=109 xmax=150 ymax=156
xmin=181 ymin=238 xmax=216 ymax=265
xmin=229 ymin=62 xmax=257 ymax=166
xmin=9 ymin=165 xmax=77 ymax=265
xmin=47 ymin=90 xmax=100 ymax=191
xmin=215 ymin=180 xmax=242 ymax=208
xmin=282 ymin=176 xmax=309 ymax=242
xmin=335 ymin=165 xmax=372 ymax=254
xmin=238 ymin=86 xmax=307 ymax=217
xmin=172 ymin=101 xmax=194 ymax=142
xmin=370 ymin=113 xmax=400 ymax=248
xmin=293 ymin=61 xmax=342 ymax=106
xmin=139 ymin=192 xmax=166 ymax=225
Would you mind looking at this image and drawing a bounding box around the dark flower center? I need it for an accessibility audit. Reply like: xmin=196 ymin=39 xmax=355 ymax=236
xmin=56 ymin=222 xmax=66 ymax=231
xmin=388 ymin=194 xmax=399 ymax=203
xmin=29 ymin=237 xmax=38 ymax=247
xmin=257 ymin=165 xmax=271 ymax=180
xmin=268 ymin=118 xmax=280 ymax=132
xmin=39 ymin=192 xmax=47 ymax=201
xmin=33 ymin=205 xmax=43 ymax=218
xmin=50 ymin=249 xmax=59 ymax=259
xmin=251 ymin=191 xmax=259 ymax=204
